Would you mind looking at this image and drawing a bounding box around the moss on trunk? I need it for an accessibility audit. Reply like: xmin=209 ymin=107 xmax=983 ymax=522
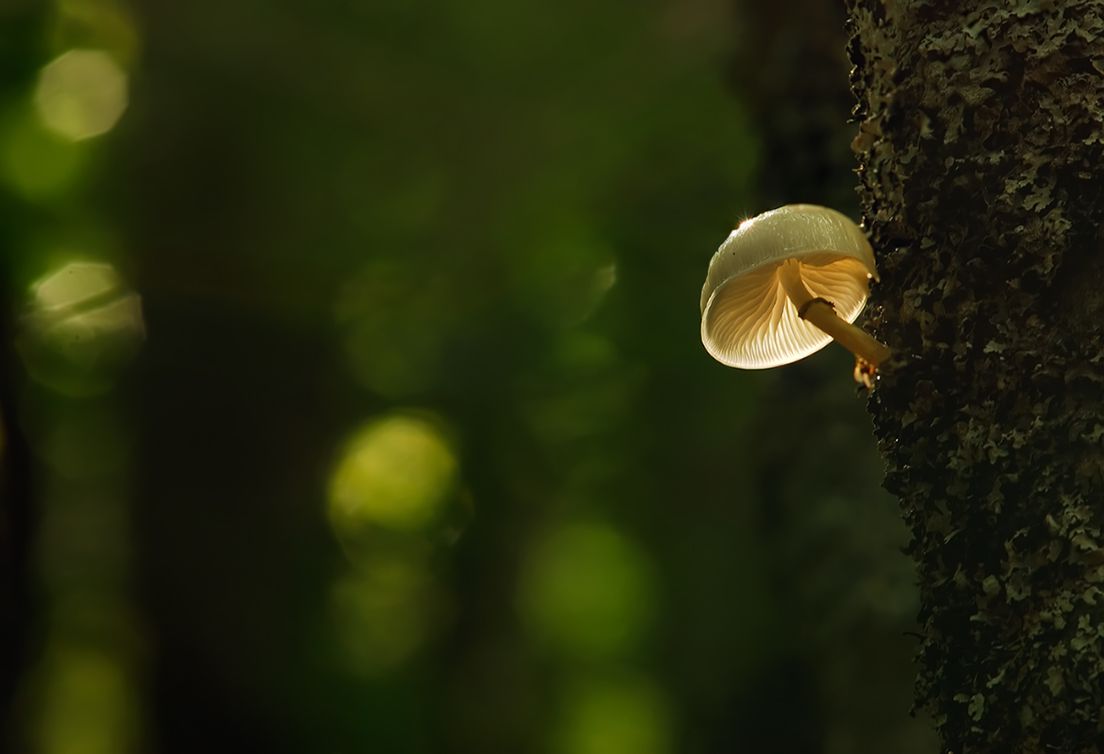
xmin=847 ymin=1 xmax=1104 ymax=751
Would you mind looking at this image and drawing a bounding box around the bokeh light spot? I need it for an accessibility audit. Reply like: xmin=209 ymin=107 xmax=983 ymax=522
xmin=32 ymin=646 xmax=138 ymax=754
xmin=34 ymin=260 xmax=124 ymax=310
xmin=20 ymin=261 xmax=145 ymax=395
xmin=330 ymin=556 xmax=435 ymax=675
xmin=554 ymin=675 xmax=673 ymax=754
xmin=0 ymin=109 xmax=86 ymax=199
xmin=34 ymin=49 xmax=128 ymax=141
xmin=328 ymin=414 xmax=458 ymax=536
xmin=518 ymin=521 xmax=656 ymax=658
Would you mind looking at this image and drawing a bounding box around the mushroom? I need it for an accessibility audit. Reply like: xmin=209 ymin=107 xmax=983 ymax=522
xmin=699 ymin=204 xmax=890 ymax=384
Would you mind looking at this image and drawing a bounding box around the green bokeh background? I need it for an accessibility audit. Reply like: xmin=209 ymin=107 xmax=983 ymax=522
xmin=0 ymin=1 xmax=937 ymax=752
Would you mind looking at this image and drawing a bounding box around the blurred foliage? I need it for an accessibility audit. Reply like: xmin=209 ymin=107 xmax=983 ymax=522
xmin=0 ymin=1 xmax=937 ymax=753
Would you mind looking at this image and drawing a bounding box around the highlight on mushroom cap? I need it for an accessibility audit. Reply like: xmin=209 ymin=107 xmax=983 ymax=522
xmin=700 ymin=204 xmax=878 ymax=369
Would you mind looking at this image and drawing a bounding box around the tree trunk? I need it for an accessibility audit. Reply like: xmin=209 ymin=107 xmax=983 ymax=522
xmin=0 ymin=309 xmax=33 ymax=754
xmin=846 ymin=1 xmax=1104 ymax=751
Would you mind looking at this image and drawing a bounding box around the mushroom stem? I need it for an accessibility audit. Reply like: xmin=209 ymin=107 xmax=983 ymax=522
xmin=777 ymin=259 xmax=891 ymax=367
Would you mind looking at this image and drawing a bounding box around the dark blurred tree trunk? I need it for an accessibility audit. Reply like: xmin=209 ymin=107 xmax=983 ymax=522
xmin=731 ymin=0 xmax=857 ymax=212
xmin=848 ymin=1 xmax=1104 ymax=751
xmin=0 ymin=9 xmax=42 ymax=746
xmin=0 ymin=304 xmax=31 ymax=754
xmin=731 ymin=2 xmax=937 ymax=751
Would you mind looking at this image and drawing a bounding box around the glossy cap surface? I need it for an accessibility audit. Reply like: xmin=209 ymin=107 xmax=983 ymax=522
xmin=700 ymin=204 xmax=877 ymax=369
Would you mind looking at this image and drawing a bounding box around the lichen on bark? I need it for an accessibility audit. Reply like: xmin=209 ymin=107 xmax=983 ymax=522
xmin=846 ymin=0 xmax=1104 ymax=751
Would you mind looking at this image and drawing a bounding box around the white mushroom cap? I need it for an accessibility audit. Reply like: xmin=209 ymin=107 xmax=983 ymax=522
xmin=700 ymin=204 xmax=878 ymax=369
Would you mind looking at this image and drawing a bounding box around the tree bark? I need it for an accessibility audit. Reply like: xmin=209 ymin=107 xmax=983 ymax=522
xmin=847 ymin=1 xmax=1104 ymax=751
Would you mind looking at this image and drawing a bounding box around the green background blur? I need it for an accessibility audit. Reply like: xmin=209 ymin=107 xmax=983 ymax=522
xmin=0 ymin=1 xmax=937 ymax=752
